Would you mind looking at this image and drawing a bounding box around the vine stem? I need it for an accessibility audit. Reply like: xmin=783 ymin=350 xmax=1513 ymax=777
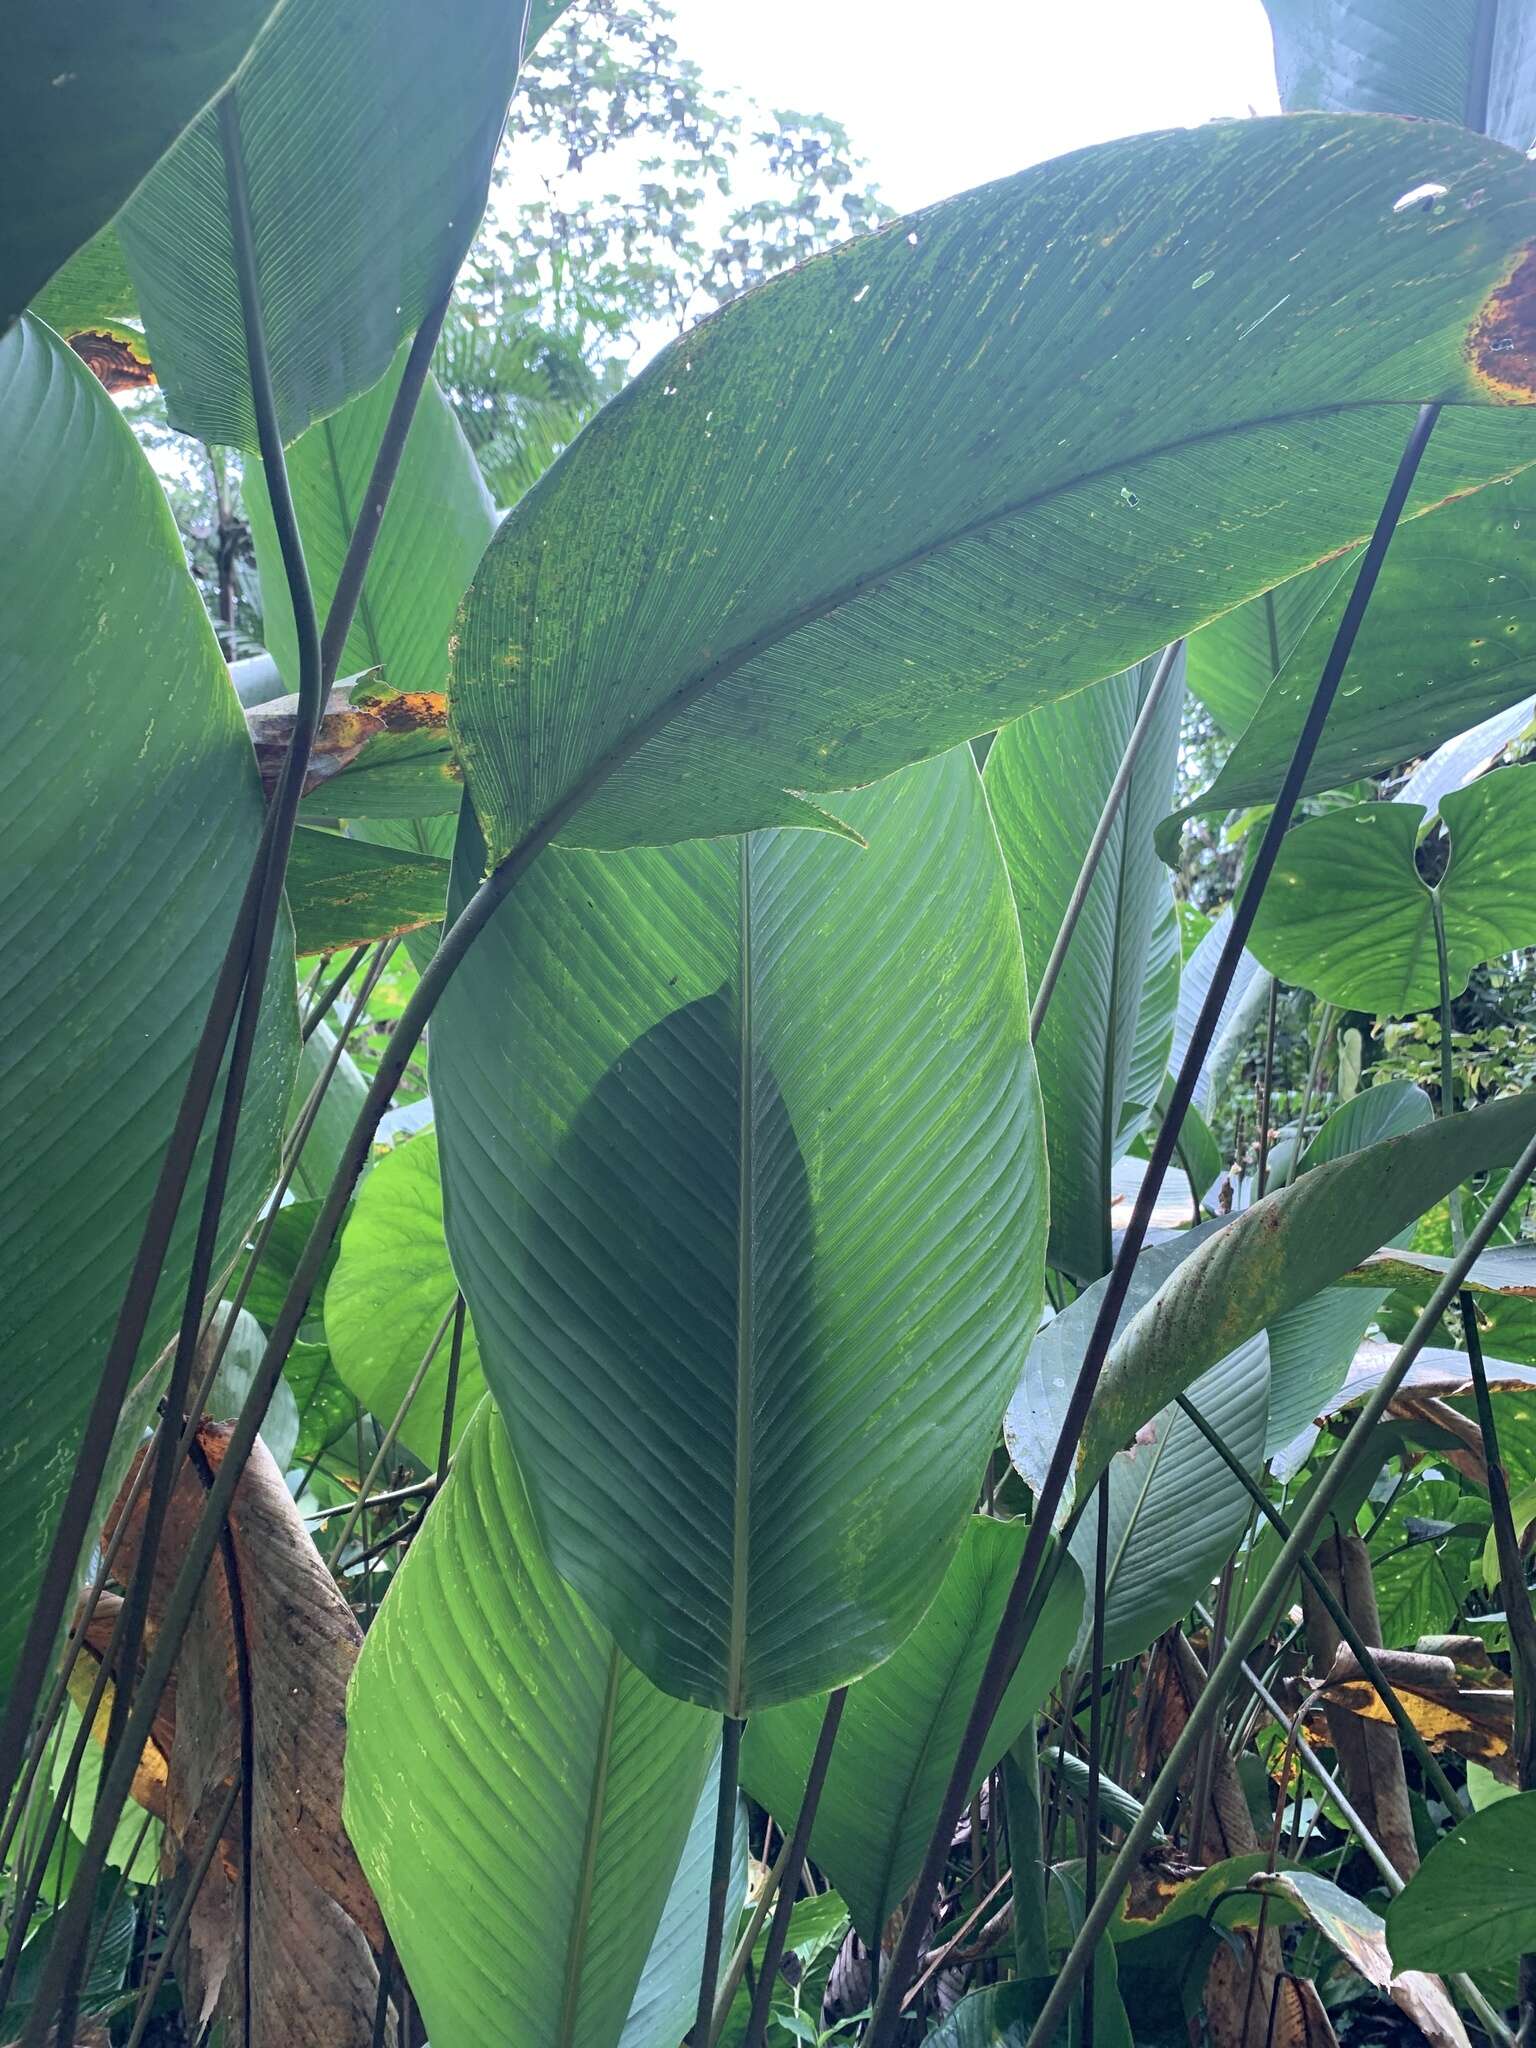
xmin=866 ymin=401 xmax=1446 ymax=2048
xmin=1028 ymin=640 xmax=1183 ymax=1042
xmin=1021 ymin=1116 xmax=1536 ymax=2048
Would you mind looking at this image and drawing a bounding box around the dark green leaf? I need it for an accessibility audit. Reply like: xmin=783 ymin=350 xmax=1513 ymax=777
xmin=285 ymin=826 xmax=449 ymax=957
xmin=1386 ymin=1788 xmax=1536 ymax=1973
xmin=434 ymin=749 xmax=1044 ymax=1712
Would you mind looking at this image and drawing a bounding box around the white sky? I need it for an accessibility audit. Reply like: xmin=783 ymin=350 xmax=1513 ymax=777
xmin=665 ymin=0 xmax=1283 ymax=215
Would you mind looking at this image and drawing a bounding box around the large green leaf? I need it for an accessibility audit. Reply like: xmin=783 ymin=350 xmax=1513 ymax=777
xmin=344 ymin=1400 xmax=718 ymax=2048
xmin=0 ymin=319 xmax=295 ymax=1698
xmin=1265 ymin=0 xmax=1536 ymax=140
xmin=448 ymin=116 xmax=1536 ymax=863
xmin=617 ymin=1758 xmax=747 ymax=2048
xmin=433 ymin=747 xmax=1044 ymax=1713
xmin=1247 ymin=767 xmax=1536 ymax=1013
xmin=985 ymin=652 xmax=1183 ymax=1284
xmin=1386 ymin=1788 xmax=1536 ymax=1973
xmin=284 ymin=826 xmax=449 ymax=958
xmin=247 ymin=356 xmax=496 ymax=692
xmin=1264 ymin=1080 xmax=1434 ymax=1452
xmin=3 ymin=0 xmax=278 ymax=327
xmin=1007 ymin=1232 xmax=1269 ymax=1662
xmin=116 ymin=3 xmax=568 ymax=446
xmin=1081 ymin=1090 xmax=1536 ymax=1496
xmin=326 ymin=1131 xmax=486 ymax=1464
xmin=288 ymin=1021 xmax=369 ymax=1204
xmin=740 ymin=1519 xmax=1083 ymax=1944
xmin=1166 ymin=1 xmax=1536 ymax=857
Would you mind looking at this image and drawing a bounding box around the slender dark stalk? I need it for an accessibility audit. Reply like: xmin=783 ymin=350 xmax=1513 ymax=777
xmin=741 ymin=1690 xmax=847 ymax=2048
xmin=1028 ymin=640 xmax=1183 ymax=1042
xmin=436 ymin=1296 xmax=468 ymax=1489
xmin=1021 ymin=1118 xmax=1536 ymax=2048
xmin=1255 ymin=977 xmax=1281 ymax=1198
xmin=1080 ymin=1477 xmax=1109 ymax=2044
xmin=1281 ymin=1001 xmax=1334 ymax=1188
xmin=711 ymin=1832 xmax=797 ymax=2041
xmin=119 ymin=1776 xmax=242 ymax=2048
xmin=866 ymin=403 xmax=1445 ymax=2048
xmin=301 ymin=943 xmax=370 ymax=1042
xmin=102 ymin=85 xmax=326 ymax=1794
xmin=694 ymin=1717 xmax=745 ymax=2048
xmin=370 ymin=1938 xmax=398 ymax=2048
xmin=1188 ymin=1547 xmax=1237 ymax=1861
xmin=1175 ymin=1391 xmax=1466 ymax=1816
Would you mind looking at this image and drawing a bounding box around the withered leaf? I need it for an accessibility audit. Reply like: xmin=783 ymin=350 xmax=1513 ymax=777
xmin=104 ymin=1423 xmax=387 ymax=2046
xmin=1308 ymin=1640 xmax=1516 ymax=1785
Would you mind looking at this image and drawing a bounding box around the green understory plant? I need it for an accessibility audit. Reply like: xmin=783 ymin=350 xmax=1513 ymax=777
xmin=7 ymin=1 xmax=1536 ymax=2045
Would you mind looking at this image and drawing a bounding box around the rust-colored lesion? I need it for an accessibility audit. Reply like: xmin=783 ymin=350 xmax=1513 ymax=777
xmin=246 ymin=685 xmax=451 ymax=801
xmin=68 ymin=327 xmax=154 ymax=394
xmin=1467 ymin=241 xmax=1536 ymax=402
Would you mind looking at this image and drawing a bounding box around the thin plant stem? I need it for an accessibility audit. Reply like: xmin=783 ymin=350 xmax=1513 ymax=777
xmin=694 ymin=1717 xmax=745 ymax=2048
xmin=329 ymin=1298 xmax=458 ymax=1572
xmin=301 ymin=943 xmax=370 ymax=1042
xmin=741 ymin=1689 xmax=847 ymax=2048
xmin=1081 ymin=1475 xmax=1109 ymax=2044
xmin=1175 ymin=1391 xmax=1467 ymax=1817
xmin=866 ymin=401 xmax=1446 ymax=2048
xmin=436 ymin=1297 xmax=467 ymax=1490
xmin=1201 ymin=1604 xmax=1515 ymax=2048
xmin=102 ymin=83 xmax=327 ymax=1804
xmin=1255 ymin=976 xmax=1280 ymax=1199
xmin=1028 ymin=640 xmax=1183 ymax=1042
xmin=119 ymin=1776 xmax=243 ymax=2048
xmin=710 ymin=1832 xmax=797 ymax=2041
xmin=1282 ymin=1002 xmax=1335 ymax=1188
xmin=1020 ymin=1119 xmax=1536 ymax=2048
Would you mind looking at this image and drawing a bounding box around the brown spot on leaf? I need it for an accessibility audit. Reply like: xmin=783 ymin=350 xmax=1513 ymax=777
xmin=68 ymin=327 xmax=154 ymax=393
xmin=1467 ymin=242 xmax=1536 ymax=402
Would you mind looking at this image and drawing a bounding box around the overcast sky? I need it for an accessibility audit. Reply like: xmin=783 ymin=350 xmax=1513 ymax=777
xmin=664 ymin=0 xmax=1283 ymax=214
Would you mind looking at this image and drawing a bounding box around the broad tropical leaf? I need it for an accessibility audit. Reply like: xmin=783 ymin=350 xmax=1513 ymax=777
xmin=1164 ymin=0 xmax=1536 ymax=857
xmin=284 ymin=827 xmax=449 ymax=957
xmin=1386 ymin=1789 xmax=1536 ymax=1975
xmin=0 ymin=319 xmax=295 ymax=1700
xmin=1168 ymin=907 xmax=1263 ymax=1117
xmin=116 ymin=1 xmax=571 ymax=445
xmin=450 ymin=115 xmax=1536 ymax=863
xmin=1007 ymin=1231 xmax=1269 ymax=1662
xmin=433 ymin=748 xmax=1044 ymax=1712
xmin=1247 ymin=767 xmax=1536 ymax=1014
xmin=1255 ymin=1872 xmax=1469 ymax=2048
xmin=246 ymin=356 xmax=496 ymax=694
xmin=1081 ymin=1091 xmax=1536 ymax=1495
xmin=1397 ymin=695 xmax=1536 ymax=818
xmin=617 ymin=1756 xmax=747 ymax=2048
xmin=325 ymin=1132 xmax=486 ymax=1465
xmin=343 ymin=1401 xmax=718 ymax=2048
xmin=4 ymin=0 xmax=278 ymax=326
xmin=985 ymin=650 xmax=1184 ymax=1283
xmin=1264 ymin=1080 xmax=1434 ymax=1451
xmin=740 ymin=1520 xmax=1083 ymax=1943
xmin=288 ymin=1021 xmax=370 ymax=1203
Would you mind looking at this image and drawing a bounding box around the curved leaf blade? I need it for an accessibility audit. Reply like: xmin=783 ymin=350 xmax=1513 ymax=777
xmin=450 ymin=116 xmax=1536 ymax=862
xmin=434 ymin=748 xmax=1045 ymax=1712
xmin=985 ymin=651 xmax=1183 ymax=1284
xmin=344 ymin=1400 xmax=717 ymax=2048
xmin=325 ymin=1131 xmax=486 ymax=1465
xmin=740 ymin=1520 xmax=1083 ymax=1944
xmin=1386 ymin=1788 xmax=1536 ymax=1974
xmin=0 ymin=320 xmax=295 ymax=1696
xmin=1083 ymin=1091 xmax=1536 ymax=1493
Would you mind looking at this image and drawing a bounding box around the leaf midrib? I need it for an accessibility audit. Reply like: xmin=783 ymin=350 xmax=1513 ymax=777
xmin=470 ymin=399 xmax=1536 ymax=871
xmin=554 ymin=1644 xmax=622 ymax=2048
xmin=726 ymin=835 xmax=755 ymax=1715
